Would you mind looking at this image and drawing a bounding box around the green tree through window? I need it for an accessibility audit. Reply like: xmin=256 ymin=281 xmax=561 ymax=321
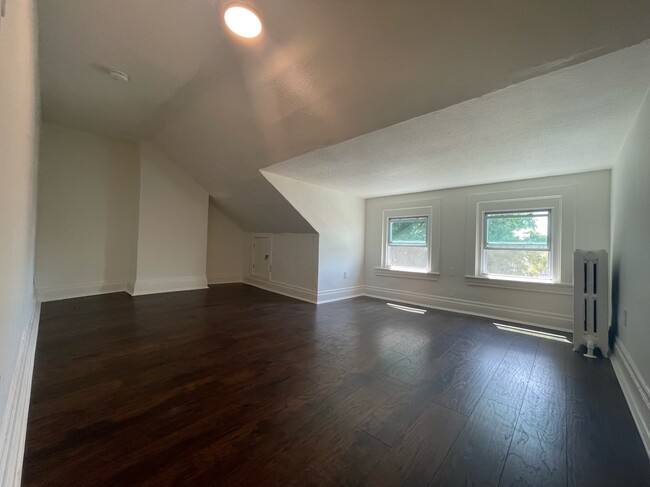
xmin=386 ymin=216 xmax=429 ymax=270
xmin=483 ymin=210 xmax=551 ymax=279
xmin=486 ymin=212 xmax=548 ymax=247
xmin=389 ymin=218 xmax=427 ymax=245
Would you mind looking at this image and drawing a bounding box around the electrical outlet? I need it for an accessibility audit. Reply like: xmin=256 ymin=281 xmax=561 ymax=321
xmin=343 ymin=271 xmax=348 ymax=280
xmin=623 ymin=310 xmax=628 ymax=327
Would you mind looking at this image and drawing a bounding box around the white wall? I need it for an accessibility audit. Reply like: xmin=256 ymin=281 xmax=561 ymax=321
xmin=132 ymin=142 xmax=209 ymax=295
xmin=207 ymin=200 xmax=245 ymax=284
xmin=205 ymin=198 xmax=319 ymax=300
xmin=243 ymin=232 xmax=320 ymax=303
xmin=35 ymin=123 xmax=139 ymax=300
xmin=365 ymin=171 xmax=611 ymax=330
xmin=610 ymin=87 xmax=650 ymax=446
xmin=262 ymin=171 xmax=365 ymax=302
xmin=35 ymin=132 xmax=210 ymax=299
xmin=0 ymin=0 xmax=39 ymax=473
xmin=268 ymin=234 xmax=319 ymax=291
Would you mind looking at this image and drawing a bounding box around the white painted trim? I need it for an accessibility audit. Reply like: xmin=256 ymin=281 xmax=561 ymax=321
xmin=0 ymin=300 xmax=40 ymax=487
xmin=250 ymin=234 xmax=273 ymax=280
xmin=37 ymin=280 xmax=127 ymax=302
xmin=465 ymin=184 xmax=577 ymax=284
xmin=207 ymin=274 xmax=242 ymax=285
xmin=239 ymin=279 xmax=571 ymax=331
xmin=363 ymin=285 xmax=573 ymax=331
xmin=464 ymin=275 xmax=573 ymax=295
xmin=130 ymin=276 xmax=208 ymax=296
xmin=374 ymin=267 xmax=440 ymax=281
xmin=611 ymin=340 xmax=650 ymax=459
xmin=243 ymin=276 xmax=317 ymax=304
xmin=317 ymin=286 xmax=365 ymax=304
xmin=379 ymin=199 xmax=442 ymax=274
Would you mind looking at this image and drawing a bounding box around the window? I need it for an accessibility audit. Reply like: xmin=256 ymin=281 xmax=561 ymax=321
xmin=481 ymin=209 xmax=552 ymax=280
xmin=377 ymin=201 xmax=440 ymax=279
xmin=467 ymin=190 xmax=568 ymax=287
xmin=386 ymin=216 xmax=429 ymax=271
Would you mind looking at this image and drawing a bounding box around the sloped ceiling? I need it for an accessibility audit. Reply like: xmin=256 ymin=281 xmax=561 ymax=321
xmin=266 ymin=42 xmax=650 ymax=197
xmin=38 ymin=0 xmax=650 ymax=230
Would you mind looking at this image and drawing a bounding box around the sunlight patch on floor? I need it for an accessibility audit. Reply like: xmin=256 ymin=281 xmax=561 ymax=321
xmin=387 ymin=302 xmax=427 ymax=314
xmin=493 ymin=322 xmax=571 ymax=343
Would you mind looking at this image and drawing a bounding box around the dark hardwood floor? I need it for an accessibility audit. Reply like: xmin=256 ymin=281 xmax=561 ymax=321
xmin=23 ymin=284 xmax=650 ymax=486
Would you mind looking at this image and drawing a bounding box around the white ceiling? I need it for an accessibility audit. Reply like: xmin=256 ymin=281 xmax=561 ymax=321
xmin=38 ymin=1 xmax=650 ymax=230
xmin=266 ymin=42 xmax=650 ymax=197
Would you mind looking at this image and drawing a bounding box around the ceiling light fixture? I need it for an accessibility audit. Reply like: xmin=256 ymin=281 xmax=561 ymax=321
xmin=224 ymin=4 xmax=262 ymax=39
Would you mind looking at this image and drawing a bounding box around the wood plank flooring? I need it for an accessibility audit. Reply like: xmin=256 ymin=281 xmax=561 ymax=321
xmin=22 ymin=284 xmax=650 ymax=486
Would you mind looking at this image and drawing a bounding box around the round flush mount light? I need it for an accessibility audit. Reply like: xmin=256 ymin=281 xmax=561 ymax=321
xmin=224 ymin=4 xmax=262 ymax=38
xmin=109 ymin=69 xmax=129 ymax=82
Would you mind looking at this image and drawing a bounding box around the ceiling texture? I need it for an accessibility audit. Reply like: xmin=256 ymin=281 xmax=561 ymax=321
xmin=266 ymin=42 xmax=650 ymax=197
xmin=38 ymin=0 xmax=650 ymax=231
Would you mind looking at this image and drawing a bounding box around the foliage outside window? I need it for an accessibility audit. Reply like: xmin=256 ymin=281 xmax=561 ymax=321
xmin=386 ymin=216 xmax=429 ymax=271
xmin=481 ymin=210 xmax=551 ymax=280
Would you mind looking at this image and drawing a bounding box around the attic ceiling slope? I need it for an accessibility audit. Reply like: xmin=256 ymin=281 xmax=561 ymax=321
xmin=38 ymin=1 xmax=650 ymax=229
xmin=214 ymin=176 xmax=316 ymax=234
xmin=265 ymin=41 xmax=650 ymax=198
xmin=40 ymin=0 xmax=650 ymax=142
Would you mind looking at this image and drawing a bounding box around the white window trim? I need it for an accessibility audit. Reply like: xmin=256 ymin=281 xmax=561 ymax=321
xmin=465 ymin=185 xmax=576 ymax=289
xmin=463 ymin=275 xmax=573 ymax=295
xmin=376 ymin=199 xmax=441 ymax=278
xmin=374 ymin=267 xmax=440 ymax=280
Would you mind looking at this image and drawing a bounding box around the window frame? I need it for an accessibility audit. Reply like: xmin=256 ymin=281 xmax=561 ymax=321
xmin=380 ymin=206 xmax=435 ymax=274
xmin=467 ymin=194 xmax=563 ymax=285
xmin=386 ymin=215 xmax=429 ymax=271
xmin=388 ymin=215 xmax=428 ymax=247
xmin=479 ymin=208 xmax=553 ymax=281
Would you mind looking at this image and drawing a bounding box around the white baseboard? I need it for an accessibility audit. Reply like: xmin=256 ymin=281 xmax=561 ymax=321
xmin=207 ymin=274 xmax=242 ymax=285
xmin=363 ymin=285 xmax=573 ymax=332
xmin=130 ymin=276 xmax=208 ymax=296
xmin=37 ymin=280 xmax=127 ymax=302
xmin=238 ymin=281 xmax=571 ymax=331
xmin=317 ymin=286 xmax=365 ymax=304
xmin=611 ymin=340 xmax=650 ymax=459
xmin=243 ymin=276 xmax=317 ymax=304
xmin=0 ymin=300 xmax=40 ymax=487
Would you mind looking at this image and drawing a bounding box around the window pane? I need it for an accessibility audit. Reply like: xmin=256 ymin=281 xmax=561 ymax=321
xmin=387 ymin=245 xmax=428 ymax=270
xmin=389 ymin=217 xmax=427 ymax=245
xmin=485 ymin=210 xmax=549 ymax=249
xmin=484 ymin=249 xmax=550 ymax=279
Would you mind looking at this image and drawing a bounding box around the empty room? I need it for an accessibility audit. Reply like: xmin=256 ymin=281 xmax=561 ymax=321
xmin=2 ymin=0 xmax=650 ymax=485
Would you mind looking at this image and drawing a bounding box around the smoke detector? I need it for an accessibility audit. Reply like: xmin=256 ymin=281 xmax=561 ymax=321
xmin=109 ymin=69 xmax=129 ymax=82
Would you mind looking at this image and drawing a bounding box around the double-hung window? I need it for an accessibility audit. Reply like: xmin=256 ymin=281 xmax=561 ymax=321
xmin=481 ymin=209 xmax=552 ymax=280
xmin=385 ymin=216 xmax=429 ymax=271
xmin=378 ymin=201 xmax=439 ymax=278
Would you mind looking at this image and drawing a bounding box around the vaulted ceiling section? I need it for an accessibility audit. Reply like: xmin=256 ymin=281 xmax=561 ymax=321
xmin=38 ymin=0 xmax=650 ymax=231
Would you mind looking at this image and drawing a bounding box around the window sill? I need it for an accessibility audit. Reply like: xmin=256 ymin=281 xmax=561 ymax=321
xmin=374 ymin=267 xmax=440 ymax=281
xmin=464 ymin=275 xmax=573 ymax=295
